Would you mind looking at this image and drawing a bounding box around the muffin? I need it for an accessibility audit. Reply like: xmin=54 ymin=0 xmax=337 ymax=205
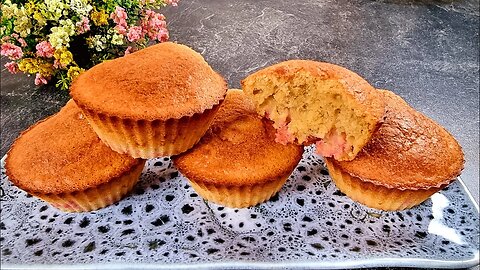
xmin=325 ymin=90 xmax=464 ymax=211
xmin=70 ymin=42 xmax=227 ymax=158
xmin=5 ymin=100 xmax=146 ymax=212
xmin=241 ymin=60 xmax=385 ymax=161
xmin=172 ymin=89 xmax=304 ymax=208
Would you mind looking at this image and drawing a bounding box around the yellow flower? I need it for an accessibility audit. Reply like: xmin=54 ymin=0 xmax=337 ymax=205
xmin=86 ymin=35 xmax=107 ymax=51
xmin=18 ymin=58 xmax=53 ymax=76
xmin=91 ymin=9 xmax=109 ymax=26
xmin=24 ymin=1 xmax=36 ymax=15
xmin=13 ymin=6 xmax=33 ymax=37
xmin=49 ymin=27 xmax=69 ymax=49
xmin=49 ymin=20 xmax=75 ymax=49
xmin=43 ymin=0 xmax=68 ymax=21
xmin=33 ymin=11 xmax=47 ymax=27
xmin=67 ymin=66 xmax=84 ymax=81
xmin=54 ymin=47 xmax=74 ymax=66
xmin=60 ymin=19 xmax=75 ymax=36
xmin=2 ymin=0 xmax=18 ymax=19
xmin=18 ymin=58 xmax=37 ymax=74
xmin=38 ymin=61 xmax=54 ymax=77
xmin=111 ymin=32 xmax=124 ymax=45
xmin=70 ymin=0 xmax=93 ymax=17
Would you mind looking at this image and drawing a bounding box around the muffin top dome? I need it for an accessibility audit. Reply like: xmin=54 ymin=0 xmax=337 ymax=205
xmin=70 ymin=42 xmax=227 ymax=120
xmin=5 ymin=100 xmax=143 ymax=194
xmin=328 ymin=89 xmax=464 ymax=189
xmin=173 ymin=89 xmax=304 ymax=185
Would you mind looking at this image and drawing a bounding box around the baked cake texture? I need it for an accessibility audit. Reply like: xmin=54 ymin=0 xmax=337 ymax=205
xmin=325 ymin=90 xmax=464 ymax=211
xmin=241 ymin=60 xmax=385 ymax=161
xmin=173 ymin=89 xmax=304 ymax=208
xmin=5 ymin=100 xmax=146 ymax=212
xmin=70 ymin=42 xmax=227 ymax=158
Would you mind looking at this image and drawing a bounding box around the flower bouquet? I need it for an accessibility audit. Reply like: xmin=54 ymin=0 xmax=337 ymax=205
xmin=1 ymin=0 xmax=178 ymax=90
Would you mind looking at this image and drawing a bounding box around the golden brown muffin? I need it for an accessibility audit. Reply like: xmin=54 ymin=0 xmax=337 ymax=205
xmin=173 ymin=89 xmax=304 ymax=208
xmin=241 ymin=60 xmax=385 ymax=161
xmin=70 ymin=42 xmax=227 ymax=158
xmin=5 ymin=100 xmax=146 ymax=212
xmin=325 ymin=89 xmax=464 ymax=211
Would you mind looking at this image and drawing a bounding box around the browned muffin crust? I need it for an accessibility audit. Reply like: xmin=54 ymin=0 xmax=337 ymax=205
xmin=70 ymin=42 xmax=227 ymax=121
xmin=329 ymin=89 xmax=464 ymax=190
xmin=242 ymin=60 xmax=384 ymax=112
xmin=5 ymin=100 xmax=143 ymax=194
xmin=173 ymin=89 xmax=304 ymax=186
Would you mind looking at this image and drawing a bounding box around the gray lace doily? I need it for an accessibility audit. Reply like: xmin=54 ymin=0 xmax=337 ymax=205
xmin=1 ymin=146 xmax=479 ymax=269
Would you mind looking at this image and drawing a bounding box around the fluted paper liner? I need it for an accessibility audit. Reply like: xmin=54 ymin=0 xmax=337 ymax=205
xmin=33 ymin=160 xmax=145 ymax=212
xmin=325 ymin=159 xmax=444 ymax=211
xmin=186 ymin=174 xmax=290 ymax=208
xmin=78 ymin=103 xmax=222 ymax=159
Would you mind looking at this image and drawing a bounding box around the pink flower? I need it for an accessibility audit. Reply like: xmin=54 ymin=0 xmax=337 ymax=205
xmin=34 ymin=73 xmax=50 ymax=86
xmin=155 ymin=28 xmax=169 ymax=42
xmin=53 ymin=59 xmax=65 ymax=69
xmin=141 ymin=10 xmax=169 ymax=41
xmin=1 ymin=43 xmax=23 ymax=60
xmin=17 ymin=38 xmax=27 ymax=47
xmin=36 ymin=41 xmax=55 ymax=58
xmin=127 ymin=26 xmax=144 ymax=42
xmin=165 ymin=0 xmax=179 ymax=6
xmin=111 ymin=6 xmax=128 ymax=24
xmin=4 ymin=61 xmax=19 ymax=74
xmin=111 ymin=6 xmax=128 ymax=35
xmin=116 ymin=25 xmax=128 ymax=35
xmin=76 ymin=17 xmax=91 ymax=34
xmin=4 ymin=33 xmax=28 ymax=47
xmin=124 ymin=46 xmax=134 ymax=55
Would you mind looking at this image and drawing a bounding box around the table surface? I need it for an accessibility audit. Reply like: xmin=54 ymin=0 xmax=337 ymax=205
xmin=0 ymin=0 xmax=478 ymax=269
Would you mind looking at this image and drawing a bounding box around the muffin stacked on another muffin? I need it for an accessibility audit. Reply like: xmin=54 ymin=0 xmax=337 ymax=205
xmin=5 ymin=100 xmax=146 ymax=212
xmin=71 ymin=42 xmax=227 ymax=158
xmin=241 ymin=60 xmax=385 ymax=161
xmin=173 ymin=89 xmax=304 ymax=208
xmin=325 ymin=90 xmax=464 ymax=211
xmin=242 ymin=60 xmax=464 ymax=211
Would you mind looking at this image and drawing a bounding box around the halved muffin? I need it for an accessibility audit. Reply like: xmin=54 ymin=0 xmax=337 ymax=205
xmin=5 ymin=100 xmax=146 ymax=212
xmin=241 ymin=60 xmax=385 ymax=161
xmin=325 ymin=90 xmax=464 ymax=211
xmin=70 ymin=42 xmax=227 ymax=158
xmin=173 ymin=89 xmax=304 ymax=208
